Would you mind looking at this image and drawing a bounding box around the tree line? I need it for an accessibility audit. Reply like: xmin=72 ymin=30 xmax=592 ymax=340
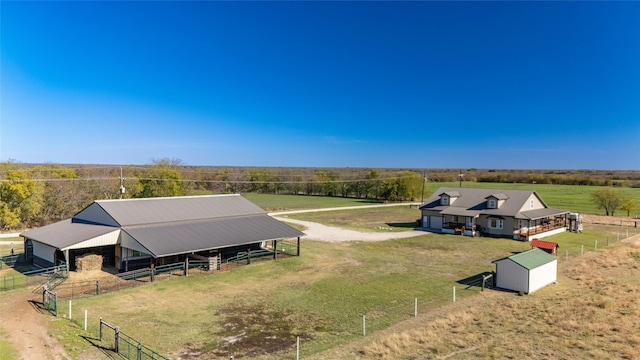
xmin=0 ymin=160 xmax=426 ymax=230
xmin=1 ymin=160 xmax=638 ymax=230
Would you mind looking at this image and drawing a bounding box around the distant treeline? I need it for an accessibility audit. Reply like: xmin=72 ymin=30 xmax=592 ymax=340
xmin=1 ymin=160 xmax=638 ymax=230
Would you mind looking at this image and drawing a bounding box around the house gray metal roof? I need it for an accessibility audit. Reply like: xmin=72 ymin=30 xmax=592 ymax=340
xmin=420 ymin=187 xmax=549 ymax=217
xmin=22 ymin=194 xmax=304 ymax=258
xmin=517 ymin=208 xmax=569 ymax=220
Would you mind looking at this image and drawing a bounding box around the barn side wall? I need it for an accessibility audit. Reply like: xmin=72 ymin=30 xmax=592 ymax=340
xmin=32 ymin=241 xmax=56 ymax=268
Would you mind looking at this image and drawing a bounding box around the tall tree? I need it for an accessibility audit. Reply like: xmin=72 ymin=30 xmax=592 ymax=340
xmin=591 ymin=188 xmax=624 ymax=216
xmin=134 ymin=159 xmax=186 ymax=198
xmin=620 ymin=194 xmax=637 ymax=217
xmin=0 ymin=161 xmax=44 ymax=229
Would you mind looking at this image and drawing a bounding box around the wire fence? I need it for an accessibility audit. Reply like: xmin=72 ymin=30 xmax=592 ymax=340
xmin=99 ymin=319 xmax=170 ymax=360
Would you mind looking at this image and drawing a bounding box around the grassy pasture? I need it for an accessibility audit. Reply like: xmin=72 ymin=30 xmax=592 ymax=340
xmin=283 ymin=206 xmax=421 ymax=232
xmin=54 ymin=234 xmax=539 ymax=359
xmin=48 ymin=225 xmax=624 ymax=359
xmin=243 ymin=193 xmax=384 ymax=211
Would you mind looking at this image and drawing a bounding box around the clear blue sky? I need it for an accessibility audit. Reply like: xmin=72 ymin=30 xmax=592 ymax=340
xmin=1 ymin=1 xmax=639 ymax=170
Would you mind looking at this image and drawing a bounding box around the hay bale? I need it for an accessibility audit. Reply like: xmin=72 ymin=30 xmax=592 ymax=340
xmin=76 ymin=254 xmax=103 ymax=272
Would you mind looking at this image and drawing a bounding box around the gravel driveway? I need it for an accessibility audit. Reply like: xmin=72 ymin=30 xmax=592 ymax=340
xmin=270 ymin=203 xmax=428 ymax=242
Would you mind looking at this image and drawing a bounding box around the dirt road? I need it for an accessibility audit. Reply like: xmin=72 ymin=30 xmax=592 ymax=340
xmin=0 ymin=289 xmax=71 ymax=360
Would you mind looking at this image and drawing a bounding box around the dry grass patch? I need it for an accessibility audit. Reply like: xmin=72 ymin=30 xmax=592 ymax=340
xmin=349 ymin=242 xmax=640 ymax=359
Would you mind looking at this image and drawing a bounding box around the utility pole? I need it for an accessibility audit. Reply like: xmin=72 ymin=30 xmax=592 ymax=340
xmin=458 ymin=169 xmax=464 ymax=187
xmin=119 ymin=167 xmax=126 ymax=199
xmin=420 ymin=170 xmax=426 ymax=204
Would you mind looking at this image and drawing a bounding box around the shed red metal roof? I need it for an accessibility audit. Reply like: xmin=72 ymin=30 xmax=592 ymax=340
xmin=530 ymin=239 xmax=558 ymax=251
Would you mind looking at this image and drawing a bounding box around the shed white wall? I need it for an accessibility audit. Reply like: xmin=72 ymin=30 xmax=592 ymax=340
xmin=495 ymin=259 xmax=529 ymax=293
xmin=527 ymin=260 xmax=557 ymax=293
xmin=32 ymin=241 xmax=56 ymax=264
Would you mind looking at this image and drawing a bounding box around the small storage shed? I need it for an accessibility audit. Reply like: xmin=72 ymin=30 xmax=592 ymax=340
xmin=530 ymin=239 xmax=559 ymax=256
xmin=493 ymin=248 xmax=557 ymax=294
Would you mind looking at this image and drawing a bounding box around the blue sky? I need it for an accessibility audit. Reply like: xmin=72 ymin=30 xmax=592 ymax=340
xmin=1 ymin=1 xmax=639 ymax=170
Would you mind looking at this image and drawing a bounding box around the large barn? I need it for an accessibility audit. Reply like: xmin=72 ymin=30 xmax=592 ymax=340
xmin=20 ymin=194 xmax=304 ymax=271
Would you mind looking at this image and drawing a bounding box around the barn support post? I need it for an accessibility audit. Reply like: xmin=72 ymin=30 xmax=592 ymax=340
xmin=274 ymin=240 xmax=278 ymax=260
xmin=184 ymin=257 xmax=189 ymax=277
xmin=247 ymin=248 xmax=251 ymax=265
xmin=150 ymin=263 xmax=155 ymax=282
xmin=297 ymin=237 xmax=300 ymax=256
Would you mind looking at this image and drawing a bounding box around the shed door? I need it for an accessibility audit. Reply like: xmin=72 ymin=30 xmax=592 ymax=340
xmin=430 ymin=216 xmax=442 ymax=230
xmin=422 ymin=215 xmax=429 ymax=228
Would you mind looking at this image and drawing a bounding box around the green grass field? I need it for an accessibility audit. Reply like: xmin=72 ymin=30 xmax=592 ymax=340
xmin=5 ymin=185 xmax=638 ymax=358
xmin=49 ymin=223 xmax=622 ymax=359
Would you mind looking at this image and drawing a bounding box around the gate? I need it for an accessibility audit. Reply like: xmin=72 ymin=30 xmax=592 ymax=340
xmin=100 ymin=319 xmax=169 ymax=360
xmin=42 ymin=287 xmax=57 ymax=316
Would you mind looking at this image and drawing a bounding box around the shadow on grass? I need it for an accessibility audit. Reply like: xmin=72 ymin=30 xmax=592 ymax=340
xmin=386 ymin=222 xmax=419 ymax=228
xmin=457 ymin=271 xmax=494 ymax=290
xmin=81 ymin=335 xmax=120 ymax=359
xmin=28 ymin=299 xmax=47 ymax=314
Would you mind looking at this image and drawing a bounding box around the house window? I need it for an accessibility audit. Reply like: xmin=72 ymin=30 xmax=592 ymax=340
xmin=441 ymin=196 xmax=449 ymax=205
xmin=488 ymin=199 xmax=497 ymax=209
xmin=488 ymin=218 xmax=503 ymax=229
xmin=530 ymin=199 xmax=534 ymax=209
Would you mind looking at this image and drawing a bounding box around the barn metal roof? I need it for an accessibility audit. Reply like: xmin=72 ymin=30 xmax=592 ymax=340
xmin=83 ymin=194 xmax=265 ymax=226
xmin=21 ymin=194 xmax=304 ymax=258
xmin=123 ymin=214 xmax=304 ymax=258
xmin=21 ymin=219 xmax=118 ymax=249
xmin=493 ymin=248 xmax=556 ymax=270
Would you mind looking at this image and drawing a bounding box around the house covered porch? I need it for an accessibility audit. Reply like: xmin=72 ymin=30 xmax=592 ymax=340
xmin=513 ymin=208 xmax=569 ymax=241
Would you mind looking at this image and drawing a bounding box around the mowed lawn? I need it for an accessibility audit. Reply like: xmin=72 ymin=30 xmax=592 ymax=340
xmin=50 ymin=226 xmax=612 ymax=359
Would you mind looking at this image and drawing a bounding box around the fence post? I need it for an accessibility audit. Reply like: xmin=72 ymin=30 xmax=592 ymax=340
xmin=69 ymin=299 xmax=72 ymax=320
xmin=184 ymin=257 xmax=189 ymax=277
xmin=100 ymin=318 xmax=103 ymax=341
xmin=414 ymin=298 xmax=418 ymax=317
xmin=114 ymin=327 xmax=120 ymax=353
xmin=595 ymin=240 xmax=598 ymax=251
xmin=150 ymin=264 xmax=155 ymax=282
xmin=96 ymin=280 xmax=100 ymax=295
xmin=247 ymin=249 xmax=251 ymax=265
xmin=453 ymin=286 xmax=456 ymax=303
xmin=363 ymin=315 xmax=366 ymax=336
xmin=84 ymin=310 xmax=87 ymax=331
xmin=138 ymin=343 xmax=142 ymax=360
xmin=296 ymin=336 xmax=300 ymax=360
